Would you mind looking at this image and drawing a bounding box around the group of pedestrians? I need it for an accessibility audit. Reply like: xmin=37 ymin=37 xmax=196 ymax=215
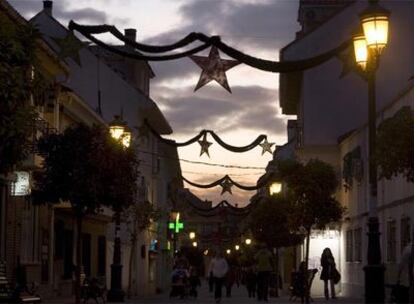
xmin=208 ymin=244 xmax=274 ymax=303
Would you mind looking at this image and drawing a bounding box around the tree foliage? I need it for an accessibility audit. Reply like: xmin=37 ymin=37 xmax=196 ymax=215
xmin=33 ymin=123 xmax=139 ymax=303
xmin=249 ymin=195 xmax=303 ymax=248
xmin=0 ymin=15 xmax=39 ymax=174
xmin=376 ymin=106 xmax=414 ymax=182
xmin=33 ymin=123 xmax=139 ymax=213
xmin=277 ymin=158 xmax=344 ymax=231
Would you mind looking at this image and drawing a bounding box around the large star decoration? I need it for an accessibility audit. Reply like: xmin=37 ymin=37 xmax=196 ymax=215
xmin=198 ymin=134 xmax=212 ymax=157
xmin=189 ymin=46 xmax=240 ymax=93
xmin=259 ymin=138 xmax=275 ymax=155
xmin=220 ymin=177 xmax=233 ymax=195
xmin=53 ymin=32 xmax=83 ymax=66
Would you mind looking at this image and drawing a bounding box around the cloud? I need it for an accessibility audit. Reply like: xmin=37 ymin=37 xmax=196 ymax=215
xmin=9 ymin=0 xmax=108 ymax=24
xmin=153 ymin=84 xmax=286 ymax=137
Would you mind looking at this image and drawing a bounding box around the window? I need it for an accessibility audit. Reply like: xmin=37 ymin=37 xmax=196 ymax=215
xmin=97 ymin=236 xmax=106 ymax=276
xmin=346 ymin=230 xmax=353 ymax=262
xmin=401 ymin=217 xmax=411 ymax=253
xmin=354 ymin=228 xmax=362 ymax=262
xmin=387 ymin=220 xmax=397 ymax=262
xmin=20 ymin=202 xmax=39 ymax=263
xmin=81 ymin=234 xmax=91 ymax=277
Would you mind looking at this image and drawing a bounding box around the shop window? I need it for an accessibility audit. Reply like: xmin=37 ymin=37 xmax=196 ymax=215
xmin=20 ymin=201 xmax=39 ymax=263
xmin=97 ymin=236 xmax=106 ymax=276
xmin=401 ymin=217 xmax=411 ymax=253
xmin=82 ymin=234 xmax=91 ymax=277
xmin=346 ymin=230 xmax=353 ymax=262
xmin=354 ymin=228 xmax=362 ymax=262
xmin=387 ymin=220 xmax=397 ymax=262
xmin=63 ymin=230 xmax=73 ymax=279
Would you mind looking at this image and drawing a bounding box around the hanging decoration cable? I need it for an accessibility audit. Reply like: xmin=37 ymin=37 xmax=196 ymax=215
xmin=182 ymin=174 xmax=268 ymax=195
xmin=142 ymin=120 xmax=273 ymax=155
xmin=69 ymin=21 xmax=351 ymax=73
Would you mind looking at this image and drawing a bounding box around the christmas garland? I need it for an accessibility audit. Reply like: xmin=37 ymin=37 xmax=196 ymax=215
xmin=144 ymin=120 xmax=269 ymax=153
xmin=182 ymin=174 xmax=267 ymax=191
xmin=69 ymin=21 xmax=351 ymax=73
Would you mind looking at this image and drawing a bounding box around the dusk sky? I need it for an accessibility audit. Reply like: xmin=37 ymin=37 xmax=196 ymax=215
xmin=10 ymin=0 xmax=300 ymax=205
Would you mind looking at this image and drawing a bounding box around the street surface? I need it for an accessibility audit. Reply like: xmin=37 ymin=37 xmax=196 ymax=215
xmin=130 ymin=280 xmax=364 ymax=304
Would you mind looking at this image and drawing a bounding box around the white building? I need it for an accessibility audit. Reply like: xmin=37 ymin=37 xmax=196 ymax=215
xmin=30 ymin=1 xmax=181 ymax=297
xmin=278 ymin=0 xmax=414 ymax=298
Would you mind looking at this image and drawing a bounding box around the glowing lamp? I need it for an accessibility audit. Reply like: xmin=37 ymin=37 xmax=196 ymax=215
xmin=245 ymin=238 xmax=252 ymax=245
xmin=189 ymin=232 xmax=196 ymax=239
xmin=360 ymin=2 xmax=390 ymax=54
xmin=353 ymin=33 xmax=368 ymax=70
xmin=192 ymin=242 xmax=198 ymax=248
xmin=226 ymin=249 xmax=231 ymax=255
xmin=235 ymin=245 xmax=240 ymax=251
xmin=121 ymin=126 xmax=132 ymax=148
xmin=269 ymin=182 xmax=282 ymax=195
xmin=109 ymin=115 xmax=125 ymax=140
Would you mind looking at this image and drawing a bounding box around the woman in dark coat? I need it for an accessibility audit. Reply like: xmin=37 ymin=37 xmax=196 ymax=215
xmin=320 ymin=248 xmax=337 ymax=300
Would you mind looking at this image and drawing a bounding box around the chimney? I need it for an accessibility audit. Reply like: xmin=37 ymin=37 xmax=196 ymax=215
xmin=43 ymin=1 xmax=53 ymax=16
xmin=124 ymin=28 xmax=137 ymax=45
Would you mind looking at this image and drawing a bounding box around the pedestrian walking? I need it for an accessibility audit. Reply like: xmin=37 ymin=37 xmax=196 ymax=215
xmin=188 ymin=266 xmax=201 ymax=298
xmin=255 ymin=244 xmax=274 ymax=302
xmin=208 ymin=270 xmax=214 ymax=293
xmin=245 ymin=266 xmax=257 ymax=298
xmin=209 ymin=250 xmax=229 ymax=303
xmin=320 ymin=247 xmax=338 ymax=300
xmin=225 ymin=265 xmax=236 ymax=297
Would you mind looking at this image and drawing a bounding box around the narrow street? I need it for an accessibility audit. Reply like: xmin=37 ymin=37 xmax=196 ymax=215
xmin=129 ymin=280 xmax=364 ymax=304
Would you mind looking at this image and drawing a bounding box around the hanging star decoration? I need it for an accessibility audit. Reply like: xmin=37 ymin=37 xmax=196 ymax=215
xmin=220 ymin=177 xmax=233 ymax=195
xmin=189 ymin=46 xmax=240 ymax=93
xmin=198 ymin=134 xmax=212 ymax=157
xmin=53 ymin=32 xmax=84 ymax=66
xmin=337 ymin=46 xmax=366 ymax=80
xmin=259 ymin=138 xmax=275 ymax=155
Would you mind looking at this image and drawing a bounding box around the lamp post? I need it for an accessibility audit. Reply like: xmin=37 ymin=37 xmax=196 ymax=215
xmin=108 ymin=115 xmax=131 ymax=302
xmin=353 ymin=1 xmax=390 ymax=302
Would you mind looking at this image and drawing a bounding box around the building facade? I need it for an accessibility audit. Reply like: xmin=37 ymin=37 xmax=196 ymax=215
xmin=278 ymin=0 xmax=414 ymax=298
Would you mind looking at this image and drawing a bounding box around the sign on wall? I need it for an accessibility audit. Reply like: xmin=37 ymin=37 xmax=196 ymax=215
xmin=10 ymin=171 xmax=31 ymax=196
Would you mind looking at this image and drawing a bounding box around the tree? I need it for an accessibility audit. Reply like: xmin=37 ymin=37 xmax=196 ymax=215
xmin=249 ymin=195 xmax=304 ymax=296
xmin=0 ymin=16 xmax=39 ymax=176
xmin=376 ymin=106 xmax=414 ymax=182
xmin=33 ymin=124 xmax=138 ymax=303
xmin=277 ymin=158 xmax=344 ymax=303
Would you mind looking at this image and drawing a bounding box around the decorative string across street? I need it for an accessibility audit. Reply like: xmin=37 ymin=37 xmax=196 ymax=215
xmin=182 ymin=174 xmax=268 ymax=195
xmin=68 ymin=21 xmax=350 ymax=73
xmin=142 ymin=120 xmax=274 ymax=156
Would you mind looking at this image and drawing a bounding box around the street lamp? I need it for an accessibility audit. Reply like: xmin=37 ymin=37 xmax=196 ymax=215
xmin=107 ymin=115 xmax=131 ymax=302
xmin=353 ymin=1 xmax=390 ymax=303
xmin=245 ymin=238 xmax=252 ymax=246
xmin=235 ymin=245 xmax=240 ymax=251
xmin=269 ymin=182 xmax=282 ymax=196
xmin=121 ymin=126 xmax=132 ymax=148
xmin=109 ymin=115 xmax=126 ymax=140
xmin=226 ymin=249 xmax=231 ymax=255
xmin=108 ymin=116 xmax=133 ymax=302
xmin=192 ymin=241 xmax=198 ymax=248
xmin=189 ymin=232 xmax=196 ymax=240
